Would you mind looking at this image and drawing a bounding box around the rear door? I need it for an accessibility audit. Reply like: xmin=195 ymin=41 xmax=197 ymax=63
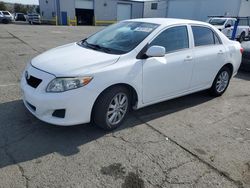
xmin=190 ymin=26 xmax=226 ymax=90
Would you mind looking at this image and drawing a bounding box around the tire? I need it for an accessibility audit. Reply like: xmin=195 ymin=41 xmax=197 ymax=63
xmin=2 ymin=19 xmax=8 ymax=24
xmin=209 ymin=66 xmax=232 ymax=97
xmin=93 ymin=86 xmax=131 ymax=131
xmin=238 ymin=32 xmax=245 ymax=43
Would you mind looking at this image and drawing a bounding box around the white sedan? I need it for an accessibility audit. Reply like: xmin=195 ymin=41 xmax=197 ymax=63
xmin=21 ymin=18 xmax=243 ymax=130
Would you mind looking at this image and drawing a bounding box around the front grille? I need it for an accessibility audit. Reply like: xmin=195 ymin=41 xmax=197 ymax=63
xmin=26 ymin=75 xmax=42 ymax=88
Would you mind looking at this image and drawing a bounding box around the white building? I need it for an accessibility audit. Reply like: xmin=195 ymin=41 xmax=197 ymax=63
xmin=39 ymin=0 xmax=250 ymax=25
xmin=167 ymin=0 xmax=250 ymax=21
xmin=39 ymin=0 xmax=167 ymax=25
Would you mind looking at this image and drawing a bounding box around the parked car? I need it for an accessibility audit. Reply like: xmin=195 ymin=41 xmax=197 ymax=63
xmin=0 ymin=11 xmax=14 ymax=24
xmin=27 ymin=13 xmax=41 ymax=24
xmin=208 ymin=17 xmax=250 ymax=42
xmin=15 ymin=13 xmax=26 ymax=21
xmin=241 ymin=43 xmax=250 ymax=71
xmin=21 ymin=18 xmax=243 ymax=130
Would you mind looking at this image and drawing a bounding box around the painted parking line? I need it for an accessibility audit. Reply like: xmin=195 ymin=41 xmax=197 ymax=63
xmin=0 ymin=83 xmax=19 ymax=87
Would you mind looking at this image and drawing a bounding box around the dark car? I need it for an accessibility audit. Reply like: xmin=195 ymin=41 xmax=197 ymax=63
xmin=241 ymin=43 xmax=250 ymax=71
xmin=15 ymin=13 xmax=26 ymax=21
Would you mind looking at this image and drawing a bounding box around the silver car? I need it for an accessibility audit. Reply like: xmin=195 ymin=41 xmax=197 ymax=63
xmin=0 ymin=11 xmax=13 ymax=24
xmin=27 ymin=13 xmax=41 ymax=24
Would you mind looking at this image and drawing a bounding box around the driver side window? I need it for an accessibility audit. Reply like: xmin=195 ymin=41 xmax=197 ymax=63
xmin=150 ymin=26 xmax=189 ymax=54
xmin=227 ymin=20 xmax=234 ymax=27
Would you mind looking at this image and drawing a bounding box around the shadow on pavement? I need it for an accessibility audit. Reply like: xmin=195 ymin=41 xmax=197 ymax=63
xmin=0 ymin=91 xmax=213 ymax=169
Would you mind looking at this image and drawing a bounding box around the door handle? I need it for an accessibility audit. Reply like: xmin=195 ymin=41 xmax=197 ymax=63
xmin=184 ymin=56 xmax=193 ymax=61
xmin=218 ymin=50 xmax=224 ymax=55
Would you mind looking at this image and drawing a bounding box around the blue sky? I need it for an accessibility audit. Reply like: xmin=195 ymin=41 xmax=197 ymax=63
xmin=2 ymin=0 xmax=39 ymax=5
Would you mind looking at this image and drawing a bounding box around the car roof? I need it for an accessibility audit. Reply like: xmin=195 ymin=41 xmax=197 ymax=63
xmin=210 ymin=17 xmax=237 ymax=20
xmin=126 ymin=18 xmax=210 ymax=26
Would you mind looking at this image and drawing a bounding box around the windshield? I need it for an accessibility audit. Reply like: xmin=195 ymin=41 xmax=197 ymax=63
xmin=209 ymin=18 xmax=227 ymax=26
xmin=2 ymin=11 xmax=10 ymax=16
xmin=80 ymin=21 xmax=159 ymax=55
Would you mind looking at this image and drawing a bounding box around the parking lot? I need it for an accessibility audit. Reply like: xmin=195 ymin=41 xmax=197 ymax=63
xmin=0 ymin=24 xmax=250 ymax=188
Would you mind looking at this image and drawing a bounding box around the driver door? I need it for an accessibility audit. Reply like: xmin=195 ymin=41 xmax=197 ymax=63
xmin=222 ymin=20 xmax=235 ymax=38
xmin=142 ymin=25 xmax=194 ymax=104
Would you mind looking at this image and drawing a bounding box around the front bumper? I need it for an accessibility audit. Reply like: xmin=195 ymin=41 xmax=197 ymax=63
xmin=29 ymin=19 xmax=41 ymax=24
xmin=20 ymin=64 xmax=99 ymax=126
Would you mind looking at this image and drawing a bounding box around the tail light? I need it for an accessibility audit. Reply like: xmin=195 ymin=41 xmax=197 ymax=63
xmin=240 ymin=47 xmax=244 ymax=54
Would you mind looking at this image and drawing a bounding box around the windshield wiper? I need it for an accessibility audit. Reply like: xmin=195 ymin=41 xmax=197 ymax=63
xmin=83 ymin=41 xmax=112 ymax=53
xmin=79 ymin=40 xmax=124 ymax=54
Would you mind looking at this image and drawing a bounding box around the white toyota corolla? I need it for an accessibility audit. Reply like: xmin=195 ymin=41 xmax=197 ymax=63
xmin=21 ymin=18 xmax=242 ymax=130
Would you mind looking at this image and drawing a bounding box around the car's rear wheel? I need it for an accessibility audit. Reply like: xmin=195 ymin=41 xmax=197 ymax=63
xmin=209 ymin=66 xmax=231 ymax=96
xmin=2 ymin=19 xmax=8 ymax=24
xmin=93 ymin=86 xmax=131 ymax=131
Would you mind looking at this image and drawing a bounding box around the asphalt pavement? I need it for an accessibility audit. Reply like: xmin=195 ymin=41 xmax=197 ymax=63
xmin=0 ymin=24 xmax=250 ymax=188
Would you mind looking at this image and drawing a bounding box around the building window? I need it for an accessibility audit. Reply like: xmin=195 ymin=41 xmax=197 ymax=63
xmin=151 ymin=3 xmax=158 ymax=10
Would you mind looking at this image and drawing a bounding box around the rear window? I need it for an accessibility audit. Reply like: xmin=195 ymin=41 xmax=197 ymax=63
xmin=192 ymin=26 xmax=221 ymax=47
xmin=209 ymin=18 xmax=226 ymax=26
xmin=2 ymin=11 xmax=10 ymax=15
xmin=239 ymin=19 xmax=250 ymax=26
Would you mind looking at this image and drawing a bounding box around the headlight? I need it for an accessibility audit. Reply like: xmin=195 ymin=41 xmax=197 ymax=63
xmin=46 ymin=77 xmax=93 ymax=93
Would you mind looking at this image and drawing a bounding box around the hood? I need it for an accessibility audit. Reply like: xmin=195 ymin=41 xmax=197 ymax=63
xmin=31 ymin=43 xmax=120 ymax=76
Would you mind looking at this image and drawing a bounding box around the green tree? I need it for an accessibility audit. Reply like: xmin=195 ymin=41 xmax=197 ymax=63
xmin=36 ymin=6 xmax=40 ymax=14
xmin=0 ymin=1 xmax=7 ymax=11
xmin=14 ymin=3 xmax=27 ymax=13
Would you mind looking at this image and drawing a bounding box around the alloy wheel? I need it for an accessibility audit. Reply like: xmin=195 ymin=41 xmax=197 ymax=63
xmin=216 ymin=71 xmax=229 ymax=93
xmin=106 ymin=93 xmax=128 ymax=126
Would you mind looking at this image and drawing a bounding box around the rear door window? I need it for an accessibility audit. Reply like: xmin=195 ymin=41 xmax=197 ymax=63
xmin=192 ymin=26 xmax=221 ymax=47
xmin=2 ymin=11 xmax=10 ymax=15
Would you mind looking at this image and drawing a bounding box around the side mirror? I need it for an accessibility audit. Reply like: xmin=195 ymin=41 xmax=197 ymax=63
xmin=225 ymin=24 xmax=231 ymax=28
xmin=146 ymin=45 xmax=166 ymax=57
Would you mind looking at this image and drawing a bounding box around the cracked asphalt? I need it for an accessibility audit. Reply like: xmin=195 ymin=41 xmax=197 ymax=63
xmin=0 ymin=24 xmax=250 ymax=188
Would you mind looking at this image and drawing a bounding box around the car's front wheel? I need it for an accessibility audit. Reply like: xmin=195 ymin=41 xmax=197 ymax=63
xmin=93 ymin=86 xmax=131 ymax=131
xmin=209 ymin=66 xmax=231 ymax=96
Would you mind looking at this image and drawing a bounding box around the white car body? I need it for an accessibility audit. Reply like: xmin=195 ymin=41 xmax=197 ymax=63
xmin=0 ymin=11 xmax=14 ymax=23
xmin=21 ymin=18 xmax=242 ymax=126
xmin=208 ymin=17 xmax=250 ymax=39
